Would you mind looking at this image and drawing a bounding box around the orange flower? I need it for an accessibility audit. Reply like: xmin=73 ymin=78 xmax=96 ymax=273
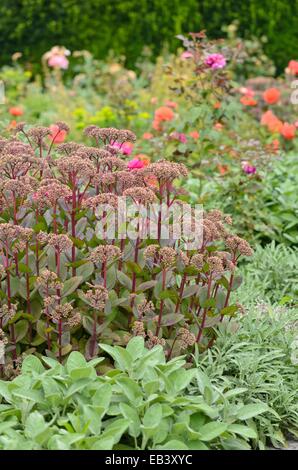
xmin=287 ymin=60 xmax=298 ymax=75
xmin=213 ymin=102 xmax=221 ymax=109
xmin=189 ymin=130 xmax=200 ymax=139
xmin=154 ymin=106 xmax=175 ymax=122
xmin=8 ymin=120 xmax=17 ymax=129
xmin=152 ymin=119 xmax=162 ymax=131
xmin=261 ymin=111 xmax=283 ymax=133
xmin=240 ymin=96 xmax=257 ymax=106
xmin=267 ymin=118 xmax=283 ymax=134
xmin=280 ymin=122 xmax=296 ymax=140
xmin=261 ymin=110 xmax=274 ymax=126
xmin=217 ymin=164 xmax=229 ymax=175
xmin=143 ymin=132 xmax=153 ymax=140
xmin=266 ymin=139 xmax=280 ymax=152
xmin=214 ymin=122 xmax=223 ymax=131
xmin=145 ymin=174 xmax=158 ymax=188
xmin=263 ymin=88 xmax=280 ymax=105
xmin=135 ymin=154 xmax=150 ymax=167
xmin=272 ymin=139 xmax=280 ymax=151
xmin=49 ymin=124 xmax=67 ymax=144
xmin=9 ymin=106 xmax=23 ymax=116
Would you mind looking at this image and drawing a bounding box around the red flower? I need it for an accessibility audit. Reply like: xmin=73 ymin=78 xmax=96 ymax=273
xmin=49 ymin=124 xmax=67 ymax=144
xmin=9 ymin=120 xmax=17 ymax=129
xmin=280 ymin=123 xmax=296 ymax=140
xmin=240 ymin=96 xmax=257 ymax=106
xmin=287 ymin=60 xmax=298 ymax=75
xmin=154 ymin=106 xmax=175 ymax=122
xmin=217 ymin=164 xmax=229 ymax=175
xmin=263 ymin=88 xmax=280 ymax=105
xmin=261 ymin=111 xmax=283 ymax=133
xmin=143 ymin=132 xmax=153 ymax=140
xmin=189 ymin=131 xmax=200 ymax=139
xmin=9 ymin=106 xmax=23 ymax=116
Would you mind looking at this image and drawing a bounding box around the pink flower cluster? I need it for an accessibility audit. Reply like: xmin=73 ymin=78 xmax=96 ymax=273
xmin=111 ymin=141 xmax=133 ymax=155
xmin=45 ymin=46 xmax=70 ymax=70
xmin=204 ymin=53 xmax=226 ymax=70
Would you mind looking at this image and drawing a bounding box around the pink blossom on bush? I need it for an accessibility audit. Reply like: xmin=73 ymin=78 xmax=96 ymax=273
xmin=170 ymin=131 xmax=187 ymax=143
xmin=111 ymin=142 xmax=133 ymax=155
xmin=48 ymin=55 xmax=69 ymax=70
xmin=204 ymin=53 xmax=226 ymax=70
xmin=189 ymin=131 xmax=200 ymax=139
xmin=127 ymin=158 xmax=145 ymax=169
xmin=44 ymin=46 xmax=70 ymax=70
xmin=181 ymin=51 xmax=193 ymax=60
xmin=49 ymin=124 xmax=67 ymax=143
xmin=239 ymin=87 xmax=255 ymax=97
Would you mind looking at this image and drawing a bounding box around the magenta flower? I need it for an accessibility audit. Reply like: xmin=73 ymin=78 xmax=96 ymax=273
xmin=127 ymin=158 xmax=145 ymax=170
xmin=111 ymin=142 xmax=133 ymax=155
xmin=204 ymin=53 xmax=226 ymax=70
xmin=242 ymin=162 xmax=256 ymax=175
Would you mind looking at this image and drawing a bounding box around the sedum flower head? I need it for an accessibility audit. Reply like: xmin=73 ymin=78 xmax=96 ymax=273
xmin=85 ymin=284 xmax=109 ymax=310
xmin=89 ymin=245 xmax=121 ymax=264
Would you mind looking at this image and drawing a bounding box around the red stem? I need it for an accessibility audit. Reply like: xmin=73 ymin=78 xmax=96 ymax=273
xmin=196 ymin=274 xmax=212 ymax=343
xmin=90 ymin=311 xmax=98 ymax=358
xmin=71 ymin=183 xmax=77 ymax=276
xmin=56 ymin=250 xmax=63 ymax=363
xmin=156 ymin=268 xmax=167 ymax=336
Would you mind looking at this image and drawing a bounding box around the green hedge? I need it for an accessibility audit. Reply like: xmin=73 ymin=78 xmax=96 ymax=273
xmin=0 ymin=0 xmax=297 ymax=71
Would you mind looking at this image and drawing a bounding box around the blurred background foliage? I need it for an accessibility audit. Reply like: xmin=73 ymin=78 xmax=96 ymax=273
xmin=0 ymin=0 xmax=297 ymax=73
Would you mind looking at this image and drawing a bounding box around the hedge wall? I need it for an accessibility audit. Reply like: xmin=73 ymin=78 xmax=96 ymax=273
xmin=0 ymin=0 xmax=297 ymax=71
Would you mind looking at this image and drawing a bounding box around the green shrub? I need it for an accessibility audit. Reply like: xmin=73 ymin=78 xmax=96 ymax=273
xmin=192 ymin=305 xmax=298 ymax=447
xmin=0 ymin=337 xmax=270 ymax=450
xmin=0 ymin=123 xmax=253 ymax=374
xmin=0 ymin=0 xmax=297 ymax=72
xmin=236 ymin=242 xmax=298 ymax=304
xmin=0 ymin=0 xmax=198 ymax=69
xmin=195 ymin=152 xmax=298 ymax=247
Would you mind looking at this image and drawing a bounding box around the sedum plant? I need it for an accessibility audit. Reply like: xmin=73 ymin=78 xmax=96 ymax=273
xmin=0 ymin=123 xmax=253 ymax=377
xmin=0 ymin=337 xmax=269 ymax=450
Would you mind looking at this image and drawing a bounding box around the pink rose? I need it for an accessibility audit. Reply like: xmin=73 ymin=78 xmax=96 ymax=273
xmin=111 ymin=141 xmax=133 ymax=155
xmin=49 ymin=124 xmax=67 ymax=143
xmin=127 ymin=158 xmax=145 ymax=170
xmin=48 ymin=55 xmax=69 ymax=70
xmin=204 ymin=53 xmax=226 ymax=70
xmin=181 ymin=51 xmax=193 ymax=60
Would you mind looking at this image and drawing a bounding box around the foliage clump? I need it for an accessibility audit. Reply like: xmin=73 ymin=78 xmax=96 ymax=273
xmin=0 ymin=124 xmax=253 ymax=376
